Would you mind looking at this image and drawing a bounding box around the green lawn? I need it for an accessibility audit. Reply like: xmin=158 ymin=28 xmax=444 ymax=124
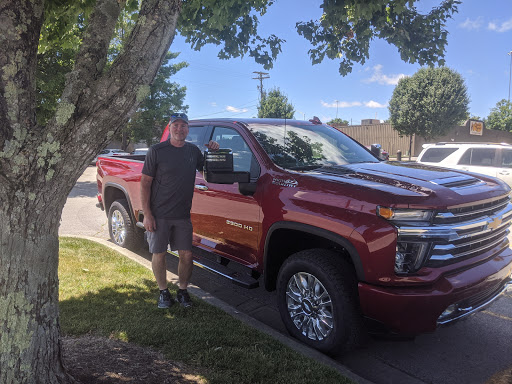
xmin=59 ymin=237 xmax=353 ymax=384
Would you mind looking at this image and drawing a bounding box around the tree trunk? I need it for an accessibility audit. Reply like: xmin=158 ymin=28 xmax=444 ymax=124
xmin=409 ymin=134 xmax=413 ymax=161
xmin=0 ymin=0 xmax=181 ymax=381
xmin=0 ymin=202 xmax=74 ymax=383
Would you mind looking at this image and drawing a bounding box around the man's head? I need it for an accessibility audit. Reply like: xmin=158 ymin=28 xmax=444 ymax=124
xmin=170 ymin=113 xmax=189 ymax=143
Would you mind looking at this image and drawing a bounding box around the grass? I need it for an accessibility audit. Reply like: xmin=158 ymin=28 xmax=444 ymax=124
xmin=58 ymin=237 xmax=353 ymax=384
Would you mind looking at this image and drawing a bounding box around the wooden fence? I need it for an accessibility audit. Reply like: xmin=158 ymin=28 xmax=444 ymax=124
xmin=334 ymin=123 xmax=414 ymax=157
xmin=332 ymin=123 xmax=512 ymax=158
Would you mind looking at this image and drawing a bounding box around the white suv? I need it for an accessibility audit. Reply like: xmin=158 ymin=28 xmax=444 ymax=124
xmin=416 ymin=142 xmax=512 ymax=187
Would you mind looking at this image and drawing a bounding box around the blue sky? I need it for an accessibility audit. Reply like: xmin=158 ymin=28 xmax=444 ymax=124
xmin=170 ymin=0 xmax=512 ymax=125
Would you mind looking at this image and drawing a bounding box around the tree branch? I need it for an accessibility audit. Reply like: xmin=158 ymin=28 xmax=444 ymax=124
xmin=0 ymin=0 xmax=44 ymax=151
xmin=45 ymin=0 xmax=182 ymax=184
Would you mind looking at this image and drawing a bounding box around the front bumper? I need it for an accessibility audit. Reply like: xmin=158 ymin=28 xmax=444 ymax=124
xmin=358 ymin=246 xmax=512 ymax=334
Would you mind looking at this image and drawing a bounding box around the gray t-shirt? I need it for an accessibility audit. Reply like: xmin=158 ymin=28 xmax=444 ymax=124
xmin=142 ymin=141 xmax=204 ymax=219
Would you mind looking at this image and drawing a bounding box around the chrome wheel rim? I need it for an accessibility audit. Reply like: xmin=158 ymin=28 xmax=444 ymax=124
xmin=111 ymin=210 xmax=126 ymax=245
xmin=286 ymin=272 xmax=334 ymax=341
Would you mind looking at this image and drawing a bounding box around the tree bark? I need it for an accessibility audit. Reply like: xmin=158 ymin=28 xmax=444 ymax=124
xmin=0 ymin=0 xmax=181 ymax=381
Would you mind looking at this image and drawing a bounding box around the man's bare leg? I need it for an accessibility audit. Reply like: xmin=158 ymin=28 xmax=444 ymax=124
xmin=152 ymin=252 xmax=168 ymax=290
xmin=177 ymin=249 xmax=193 ymax=289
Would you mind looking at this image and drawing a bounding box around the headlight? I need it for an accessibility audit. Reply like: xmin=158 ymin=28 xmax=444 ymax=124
xmin=395 ymin=241 xmax=430 ymax=274
xmin=377 ymin=206 xmax=434 ymax=226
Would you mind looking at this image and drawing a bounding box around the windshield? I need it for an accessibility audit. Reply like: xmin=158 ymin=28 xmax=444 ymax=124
xmin=248 ymin=122 xmax=378 ymax=170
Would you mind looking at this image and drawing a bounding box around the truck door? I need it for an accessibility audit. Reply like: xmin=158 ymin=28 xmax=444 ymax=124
xmin=191 ymin=126 xmax=262 ymax=267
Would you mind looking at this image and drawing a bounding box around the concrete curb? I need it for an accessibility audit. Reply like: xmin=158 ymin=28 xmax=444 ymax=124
xmin=62 ymin=235 xmax=373 ymax=384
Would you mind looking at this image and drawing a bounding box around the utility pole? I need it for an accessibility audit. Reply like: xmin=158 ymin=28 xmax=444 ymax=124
xmin=253 ymin=71 xmax=270 ymax=101
xmin=335 ymin=100 xmax=339 ymax=119
xmin=508 ymin=51 xmax=512 ymax=103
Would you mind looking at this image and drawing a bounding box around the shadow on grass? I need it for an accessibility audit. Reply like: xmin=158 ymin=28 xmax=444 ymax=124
xmin=59 ymin=281 xmax=351 ymax=384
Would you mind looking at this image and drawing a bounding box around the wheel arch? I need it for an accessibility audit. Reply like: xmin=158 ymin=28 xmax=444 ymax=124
xmin=103 ymin=182 xmax=135 ymax=222
xmin=263 ymin=221 xmax=365 ymax=291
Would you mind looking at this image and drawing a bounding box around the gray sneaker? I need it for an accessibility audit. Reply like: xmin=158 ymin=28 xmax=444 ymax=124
xmin=158 ymin=289 xmax=174 ymax=308
xmin=176 ymin=289 xmax=192 ymax=307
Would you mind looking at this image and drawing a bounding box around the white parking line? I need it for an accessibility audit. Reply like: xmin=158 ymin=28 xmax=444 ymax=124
xmin=483 ymin=310 xmax=512 ymax=321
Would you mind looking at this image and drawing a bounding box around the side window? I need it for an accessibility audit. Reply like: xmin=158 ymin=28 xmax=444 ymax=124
xmin=458 ymin=149 xmax=472 ymax=165
xmin=459 ymin=148 xmax=496 ymax=166
xmin=420 ymin=148 xmax=458 ymax=163
xmin=186 ymin=126 xmax=208 ymax=148
xmin=501 ymin=150 xmax=512 ymax=168
xmin=211 ymin=127 xmax=260 ymax=178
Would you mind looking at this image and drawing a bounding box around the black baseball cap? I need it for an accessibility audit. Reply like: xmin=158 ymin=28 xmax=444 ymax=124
xmin=170 ymin=112 xmax=188 ymax=124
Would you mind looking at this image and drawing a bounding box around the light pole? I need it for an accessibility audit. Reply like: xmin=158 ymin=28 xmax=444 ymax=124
xmin=508 ymin=51 xmax=512 ymax=103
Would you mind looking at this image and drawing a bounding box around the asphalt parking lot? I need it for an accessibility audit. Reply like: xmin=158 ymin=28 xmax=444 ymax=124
xmin=60 ymin=166 xmax=512 ymax=384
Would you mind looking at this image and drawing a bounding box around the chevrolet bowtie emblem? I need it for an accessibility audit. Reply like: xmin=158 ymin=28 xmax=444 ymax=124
xmin=488 ymin=216 xmax=502 ymax=231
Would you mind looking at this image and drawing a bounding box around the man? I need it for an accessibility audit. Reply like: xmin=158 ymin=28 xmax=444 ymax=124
xmin=140 ymin=113 xmax=219 ymax=308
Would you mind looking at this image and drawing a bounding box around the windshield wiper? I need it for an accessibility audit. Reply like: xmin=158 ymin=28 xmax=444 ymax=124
xmin=287 ymin=165 xmax=322 ymax=171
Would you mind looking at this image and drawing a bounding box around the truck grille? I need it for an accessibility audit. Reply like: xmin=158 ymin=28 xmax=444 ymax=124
xmin=398 ymin=195 xmax=512 ymax=267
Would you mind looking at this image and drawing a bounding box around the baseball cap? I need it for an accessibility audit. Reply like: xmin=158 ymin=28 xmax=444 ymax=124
xmin=170 ymin=112 xmax=188 ymax=124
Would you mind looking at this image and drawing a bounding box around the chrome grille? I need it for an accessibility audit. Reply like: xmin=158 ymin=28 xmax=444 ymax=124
xmin=398 ymin=195 xmax=512 ymax=267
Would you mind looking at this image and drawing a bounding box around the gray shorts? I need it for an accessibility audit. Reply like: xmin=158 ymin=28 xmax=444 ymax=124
xmin=146 ymin=218 xmax=193 ymax=254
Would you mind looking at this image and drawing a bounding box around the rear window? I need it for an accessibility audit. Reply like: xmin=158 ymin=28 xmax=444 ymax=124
xmin=420 ymin=147 xmax=458 ymax=163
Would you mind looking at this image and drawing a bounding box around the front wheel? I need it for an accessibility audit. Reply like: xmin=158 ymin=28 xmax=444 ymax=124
xmin=108 ymin=199 xmax=141 ymax=250
xmin=276 ymin=249 xmax=364 ymax=355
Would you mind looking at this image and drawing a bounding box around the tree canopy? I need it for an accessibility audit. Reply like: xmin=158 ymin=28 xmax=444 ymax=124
xmin=297 ymin=0 xmax=460 ymax=75
xmin=257 ymin=88 xmax=295 ymax=119
xmin=486 ymin=99 xmax=512 ymax=132
xmin=327 ymin=117 xmax=349 ymax=126
xmin=388 ymin=67 xmax=469 ymax=140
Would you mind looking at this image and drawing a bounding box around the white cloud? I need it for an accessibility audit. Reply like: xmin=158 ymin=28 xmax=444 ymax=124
xmin=226 ymin=106 xmax=248 ymax=113
xmin=321 ymin=100 xmax=362 ymax=108
xmin=459 ymin=17 xmax=483 ymax=30
xmin=488 ymin=17 xmax=512 ymax=32
xmin=362 ymin=64 xmax=406 ymax=85
xmin=321 ymin=100 xmax=387 ymax=109
xmin=209 ymin=102 xmax=217 ymax=107
xmin=364 ymin=100 xmax=388 ymax=108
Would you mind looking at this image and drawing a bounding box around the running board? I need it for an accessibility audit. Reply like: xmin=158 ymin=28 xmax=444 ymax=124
xmin=167 ymin=248 xmax=259 ymax=289
xmin=136 ymin=221 xmax=259 ymax=289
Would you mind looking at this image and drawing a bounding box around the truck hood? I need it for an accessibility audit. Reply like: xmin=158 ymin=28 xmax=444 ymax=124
xmin=307 ymin=161 xmax=509 ymax=207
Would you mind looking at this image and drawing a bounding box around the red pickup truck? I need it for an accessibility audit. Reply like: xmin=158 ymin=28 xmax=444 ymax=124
xmin=97 ymin=118 xmax=512 ymax=354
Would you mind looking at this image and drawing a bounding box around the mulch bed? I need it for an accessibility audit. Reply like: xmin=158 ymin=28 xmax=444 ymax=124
xmin=61 ymin=336 xmax=207 ymax=384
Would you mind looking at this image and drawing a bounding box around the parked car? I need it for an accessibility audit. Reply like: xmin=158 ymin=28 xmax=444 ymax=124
xmin=131 ymin=148 xmax=149 ymax=155
xmin=91 ymin=149 xmax=130 ymax=165
xmin=416 ymin=142 xmax=512 ymax=187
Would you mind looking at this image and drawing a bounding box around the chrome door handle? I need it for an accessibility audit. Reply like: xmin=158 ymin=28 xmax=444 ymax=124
xmin=195 ymin=184 xmax=209 ymax=191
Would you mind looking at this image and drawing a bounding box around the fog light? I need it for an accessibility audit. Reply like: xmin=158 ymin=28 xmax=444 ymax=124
xmin=440 ymin=304 xmax=458 ymax=319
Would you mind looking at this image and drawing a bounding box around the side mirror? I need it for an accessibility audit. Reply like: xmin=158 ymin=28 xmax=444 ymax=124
xmin=203 ymin=149 xmax=250 ymax=184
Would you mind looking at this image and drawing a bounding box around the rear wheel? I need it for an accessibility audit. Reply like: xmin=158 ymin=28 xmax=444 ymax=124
xmin=108 ymin=199 xmax=141 ymax=250
xmin=277 ymin=249 xmax=364 ymax=355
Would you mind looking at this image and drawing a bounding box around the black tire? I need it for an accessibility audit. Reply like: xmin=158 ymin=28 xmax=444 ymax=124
xmin=108 ymin=199 xmax=142 ymax=251
xmin=276 ymin=249 xmax=365 ymax=356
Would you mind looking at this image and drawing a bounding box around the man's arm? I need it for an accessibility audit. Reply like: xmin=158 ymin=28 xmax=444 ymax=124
xmin=140 ymin=174 xmax=156 ymax=232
